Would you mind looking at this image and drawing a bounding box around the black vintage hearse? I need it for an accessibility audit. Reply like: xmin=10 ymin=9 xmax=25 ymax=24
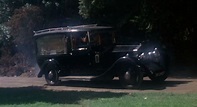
xmin=34 ymin=24 xmax=169 ymax=88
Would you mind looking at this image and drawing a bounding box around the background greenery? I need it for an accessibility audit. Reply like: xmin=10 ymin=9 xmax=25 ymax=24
xmin=0 ymin=0 xmax=196 ymax=76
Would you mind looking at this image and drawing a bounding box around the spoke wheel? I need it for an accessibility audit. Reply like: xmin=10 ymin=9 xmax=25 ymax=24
xmin=119 ymin=66 xmax=143 ymax=89
xmin=45 ymin=68 xmax=59 ymax=85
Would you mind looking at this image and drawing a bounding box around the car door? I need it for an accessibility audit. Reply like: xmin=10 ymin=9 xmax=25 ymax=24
xmin=69 ymin=32 xmax=91 ymax=66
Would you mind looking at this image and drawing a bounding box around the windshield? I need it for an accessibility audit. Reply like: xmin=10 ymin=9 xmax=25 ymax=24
xmin=36 ymin=34 xmax=67 ymax=55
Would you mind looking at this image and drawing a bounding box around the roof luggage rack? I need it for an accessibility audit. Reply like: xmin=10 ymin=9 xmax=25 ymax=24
xmin=34 ymin=24 xmax=112 ymax=35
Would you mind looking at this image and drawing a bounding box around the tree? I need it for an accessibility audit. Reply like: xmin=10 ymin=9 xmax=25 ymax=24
xmin=7 ymin=4 xmax=43 ymax=58
xmin=0 ymin=0 xmax=10 ymax=23
xmin=0 ymin=24 xmax=14 ymax=57
xmin=79 ymin=0 xmax=196 ymax=46
xmin=39 ymin=0 xmax=81 ymax=27
xmin=79 ymin=0 xmax=140 ymax=26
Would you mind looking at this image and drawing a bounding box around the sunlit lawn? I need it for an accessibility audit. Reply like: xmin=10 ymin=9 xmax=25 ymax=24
xmin=0 ymin=87 xmax=196 ymax=107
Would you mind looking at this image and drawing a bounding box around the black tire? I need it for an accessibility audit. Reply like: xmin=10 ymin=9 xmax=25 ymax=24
xmin=44 ymin=66 xmax=60 ymax=85
xmin=148 ymin=53 xmax=169 ymax=83
xmin=149 ymin=70 xmax=169 ymax=82
xmin=118 ymin=65 xmax=143 ymax=89
xmin=149 ymin=50 xmax=170 ymax=83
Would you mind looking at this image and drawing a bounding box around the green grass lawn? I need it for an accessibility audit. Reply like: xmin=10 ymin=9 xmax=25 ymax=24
xmin=0 ymin=86 xmax=196 ymax=107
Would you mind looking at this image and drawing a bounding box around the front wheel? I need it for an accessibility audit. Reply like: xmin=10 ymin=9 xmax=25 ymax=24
xmin=148 ymin=58 xmax=169 ymax=83
xmin=44 ymin=67 xmax=60 ymax=85
xmin=149 ymin=70 xmax=169 ymax=82
xmin=150 ymin=50 xmax=169 ymax=82
xmin=119 ymin=66 xmax=143 ymax=89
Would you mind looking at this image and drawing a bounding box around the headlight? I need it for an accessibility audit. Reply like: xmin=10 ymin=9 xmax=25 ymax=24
xmin=138 ymin=48 xmax=161 ymax=62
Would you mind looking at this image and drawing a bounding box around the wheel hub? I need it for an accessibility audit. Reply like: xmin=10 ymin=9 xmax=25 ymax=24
xmin=124 ymin=71 xmax=131 ymax=81
xmin=48 ymin=71 xmax=54 ymax=79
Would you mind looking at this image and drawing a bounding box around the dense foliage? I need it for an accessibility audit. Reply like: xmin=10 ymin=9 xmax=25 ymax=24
xmin=79 ymin=0 xmax=196 ymax=44
xmin=8 ymin=4 xmax=43 ymax=55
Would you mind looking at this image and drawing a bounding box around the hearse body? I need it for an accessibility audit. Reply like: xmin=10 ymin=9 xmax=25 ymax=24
xmin=34 ymin=25 xmax=169 ymax=88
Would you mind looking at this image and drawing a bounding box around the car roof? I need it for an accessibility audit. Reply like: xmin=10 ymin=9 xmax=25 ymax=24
xmin=33 ymin=24 xmax=112 ymax=37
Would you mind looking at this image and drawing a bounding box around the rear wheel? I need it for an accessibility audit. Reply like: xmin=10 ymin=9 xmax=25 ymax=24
xmin=119 ymin=66 xmax=143 ymax=89
xmin=44 ymin=67 xmax=60 ymax=85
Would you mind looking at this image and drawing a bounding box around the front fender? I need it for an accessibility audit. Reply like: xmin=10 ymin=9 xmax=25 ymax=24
xmin=112 ymin=55 xmax=149 ymax=75
xmin=91 ymin=54 xmax=146 ymax=81
xmin=37 ymin=58 xmax=60 ymax=78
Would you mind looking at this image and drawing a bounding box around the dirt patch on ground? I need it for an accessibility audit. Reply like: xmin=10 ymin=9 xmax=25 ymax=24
xmin=0 ymin=76 xmax=197 ymax=93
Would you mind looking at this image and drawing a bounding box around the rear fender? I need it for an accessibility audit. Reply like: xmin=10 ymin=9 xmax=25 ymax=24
xmin=37 ymin=59 xmax=60 ymax=78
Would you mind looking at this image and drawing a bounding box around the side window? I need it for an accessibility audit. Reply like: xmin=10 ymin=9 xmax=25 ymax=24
xmin=90 ymin=33 xmax=101 ymax=45
xmin=71 ymin=32 xmax=88 ymax=50
xmin=90 ymin=32 xmax=115 ymax=46
xmin=90 ymin=32 xmax=115 ymax=52
xmin=100 ymin=33 xmax=113 ymax=46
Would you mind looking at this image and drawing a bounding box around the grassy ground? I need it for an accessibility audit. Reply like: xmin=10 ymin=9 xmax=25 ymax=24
xmin=0 ymin=86 xmax=196 ymax=107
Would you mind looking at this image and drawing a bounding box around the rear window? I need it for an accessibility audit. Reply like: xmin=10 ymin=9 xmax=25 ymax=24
xmin=36 ymin=34 xmax=67 ymax=55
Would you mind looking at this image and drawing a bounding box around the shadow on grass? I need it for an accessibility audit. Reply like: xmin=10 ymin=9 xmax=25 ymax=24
xmin=140 ymin=79 xmax=191 ymax=90
xmin=58 ymin=79 xmax=123 ymax=89
xmin=0 ymin=86 xmax=127 ymax=105
xmin=57 ymin=78 xmax=191 ymax=90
